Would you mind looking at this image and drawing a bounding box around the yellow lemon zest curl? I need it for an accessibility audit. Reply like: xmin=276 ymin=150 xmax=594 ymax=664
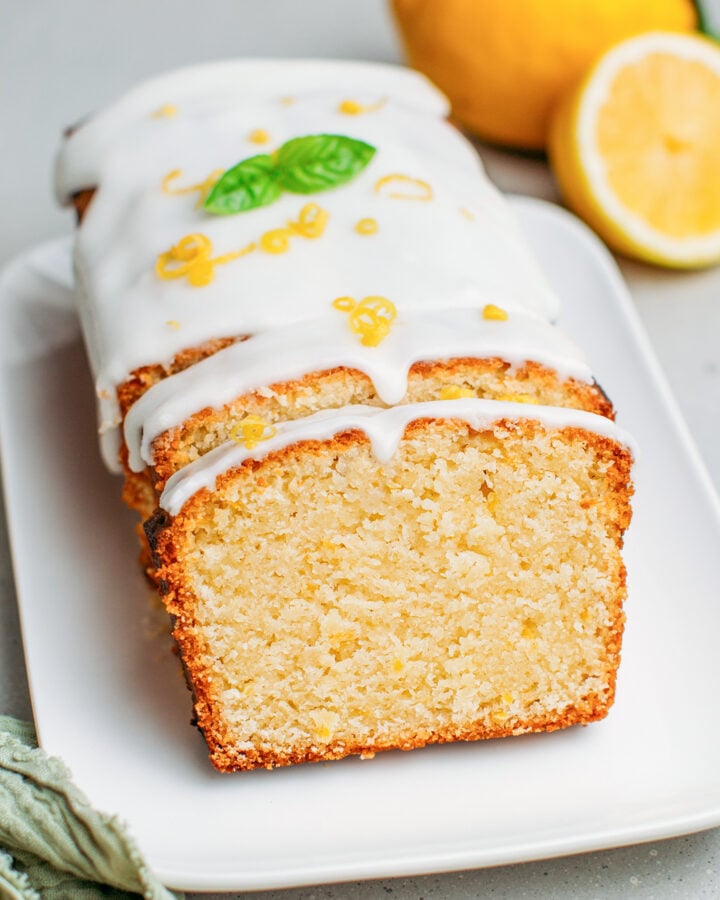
xmin=260 ymin=203 xmax=329 ymax=254
xmin=355 ymin=217 xmax=378 ymax=235
xmin=212 ymin=243 xmax=258 ymax=266
xmin=229 ymin=415 xmax=277 ymax=450
xmin=338 ymin=98 xmax=386 ymax=115
xmin=482 ymin=303 xmax=509 ymax=321
xmin=152 ymin=104 xmax=178 ymax=119
xmin=156 ymin=234 xmax=255 ymax=287
xmin=248 ymin=128 xmax=270 ymax=144
xmin=332 ymin=295 xmax=397 ymax=347
xmin=286 ymin=203 xmax=329 ymax=239
xmin=260 ymin=229 xmax=292 ymax=254
xmin=332 ymin=296 xmax=356 ymax=313
xmin=156 ymin=203 xmax=328 ymax=286
xmin=375 ymin=174 xmax=433 ymax=202
xmin=161 ymin=168 xmax=224 ymax=207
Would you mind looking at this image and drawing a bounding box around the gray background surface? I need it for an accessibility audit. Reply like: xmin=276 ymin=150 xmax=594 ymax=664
xmin=2 ymin=2 xmax=720 ymax=896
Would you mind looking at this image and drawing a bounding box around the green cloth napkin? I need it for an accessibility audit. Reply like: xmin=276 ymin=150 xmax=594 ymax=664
xmin=0 ymin=715 xmax=183 ymax=899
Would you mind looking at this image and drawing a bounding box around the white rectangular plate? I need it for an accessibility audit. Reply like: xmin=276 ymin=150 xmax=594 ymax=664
xmin=2 ymin=197 xmax=720 ymax=893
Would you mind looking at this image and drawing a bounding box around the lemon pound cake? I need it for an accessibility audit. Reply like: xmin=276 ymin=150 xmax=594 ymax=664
xmin=56 ymin=60 xmax=634 ymax=771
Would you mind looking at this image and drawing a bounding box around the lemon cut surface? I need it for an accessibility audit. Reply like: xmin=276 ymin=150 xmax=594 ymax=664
xmin=550 ymin=32 xmax=720 ymax=268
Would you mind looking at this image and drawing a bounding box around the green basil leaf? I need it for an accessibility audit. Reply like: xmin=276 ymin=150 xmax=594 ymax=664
xmin=275 ymin=134 xmax=376 ymax=194
xmin=204 ymin=154 xmax=282 ymax=214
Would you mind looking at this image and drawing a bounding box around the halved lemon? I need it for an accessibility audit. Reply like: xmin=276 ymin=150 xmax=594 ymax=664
xmin=549 ymin=32 xmax=720 ymax=268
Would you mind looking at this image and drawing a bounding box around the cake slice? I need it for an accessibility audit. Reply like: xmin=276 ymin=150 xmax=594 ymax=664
xmin=149 ymin=403 xmax=632 ymax=772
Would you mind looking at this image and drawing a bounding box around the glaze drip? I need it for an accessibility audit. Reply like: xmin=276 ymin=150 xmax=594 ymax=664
xmin=56 ymin=60 xmax=598 ymax=486
xmin=159 ymin=399 xmax=636 ymax=516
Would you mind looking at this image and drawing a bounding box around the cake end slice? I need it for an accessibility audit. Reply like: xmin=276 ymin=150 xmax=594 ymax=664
xmin=148 ymin=414 xmax=633 ymax=772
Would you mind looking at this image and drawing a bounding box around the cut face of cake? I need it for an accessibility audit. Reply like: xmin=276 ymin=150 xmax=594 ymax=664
xmin=150 ymin=404 xmax=632 ymax=772
xmin=56 ymin=59 xmax=634 ymax=771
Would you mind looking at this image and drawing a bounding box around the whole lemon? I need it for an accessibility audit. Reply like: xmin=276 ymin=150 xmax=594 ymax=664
xmin=391 ymin=0 xmax=697 ymax=150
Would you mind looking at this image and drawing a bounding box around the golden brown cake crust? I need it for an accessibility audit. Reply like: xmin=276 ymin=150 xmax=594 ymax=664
xmin=116 ymin=336 xmax=243 ymax=424
xmin=202 ymin=701 xmax=615 ymax=773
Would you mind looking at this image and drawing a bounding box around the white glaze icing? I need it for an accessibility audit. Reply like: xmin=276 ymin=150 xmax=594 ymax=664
xmin=123 ymin=307 xmax=593 ymax=472
xmin=159 ymin=399 xmax=635 ymax=517
xmin=56 ymin=60 xmax=567 ymax=473
xmin=56 ymin=59 xmax=454 ymax=198
xmin=69 ymin=110 xmax=556 ymax=375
